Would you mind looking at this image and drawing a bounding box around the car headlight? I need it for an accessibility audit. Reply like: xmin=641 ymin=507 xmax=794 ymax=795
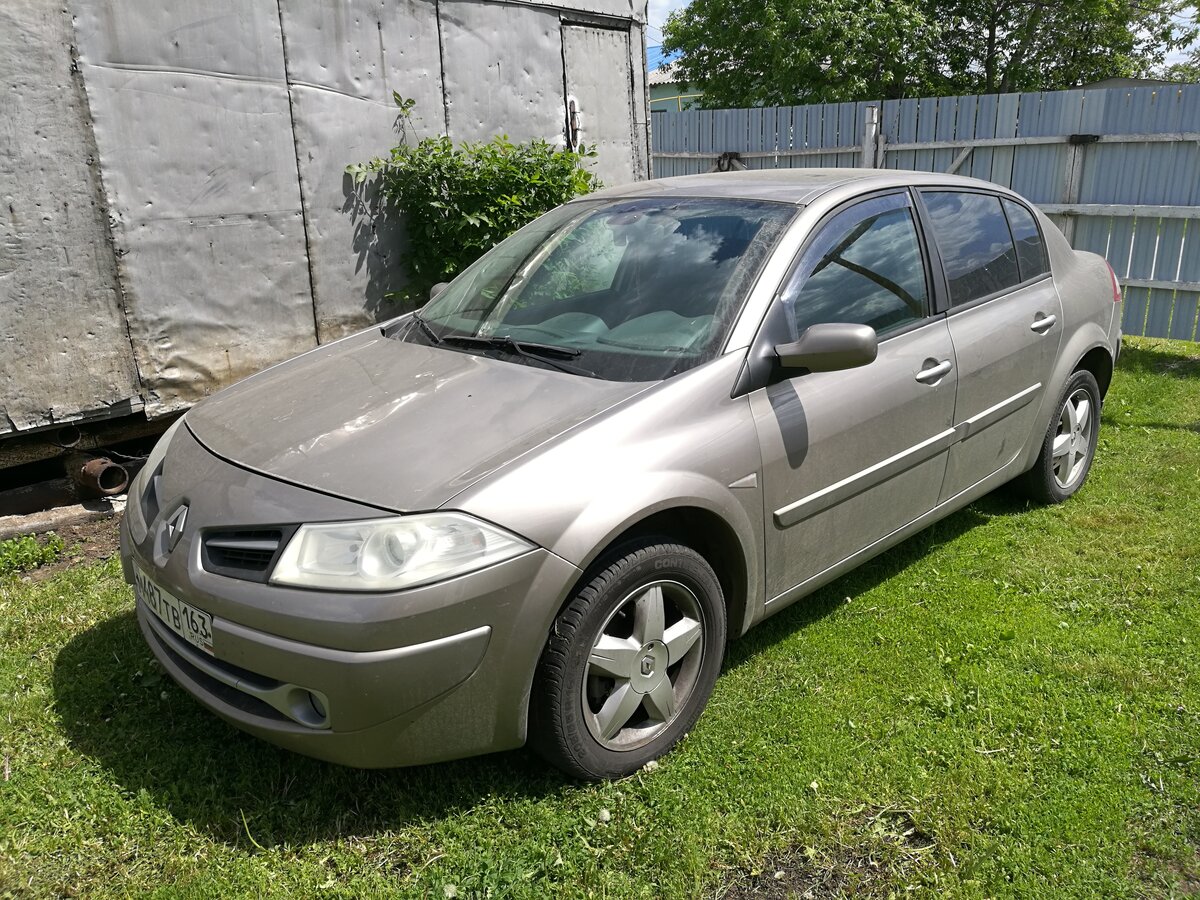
xmin=269 ymin=513 xmax=535 ymax=591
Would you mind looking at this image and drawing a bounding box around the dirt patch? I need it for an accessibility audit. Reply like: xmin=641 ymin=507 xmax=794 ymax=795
xmin=25 ymin=513 xmax=123 ymax=581
xmin=1135 ymin=846 xmax=1200 ymax=897
xmin=721 ymin=810 xmax=936 ymax=899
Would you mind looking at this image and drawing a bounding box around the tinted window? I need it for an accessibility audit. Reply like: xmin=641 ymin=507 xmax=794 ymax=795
xmin=1002 ymin=198 xmax=1049 ymax=280
xmin=783 ymin=193 xmax=928 ymax=338
xmin=923 ymin=191 xmax=1020 ymax=305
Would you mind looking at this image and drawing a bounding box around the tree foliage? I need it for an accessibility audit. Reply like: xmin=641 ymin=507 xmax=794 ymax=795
xmin=347 ymin=95 xmax=600 ymax=303
xmin=929 ymin=0 xmax=1195 ymax=95
xmin=660 ymin=0 xmax=937 ymax=107
xmin=661 ymin=0 xmax=1198 ymax=107
xmin=1159 ymin=7 xmax=1200 ymax=83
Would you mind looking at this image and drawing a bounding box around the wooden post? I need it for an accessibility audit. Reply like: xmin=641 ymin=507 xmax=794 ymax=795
xmin=862 ymin=106 xmax=880 ymax=168
xmin=1060 ymin=135 xmax=1097 ymax=246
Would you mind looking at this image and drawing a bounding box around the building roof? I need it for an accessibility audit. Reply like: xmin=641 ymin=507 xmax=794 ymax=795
xmin=648 ymin=61 xmax=683 ymax=86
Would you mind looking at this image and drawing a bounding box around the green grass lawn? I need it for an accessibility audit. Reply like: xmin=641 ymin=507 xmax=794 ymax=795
xmin=2 ymin=336 xmax=1198 ymax=899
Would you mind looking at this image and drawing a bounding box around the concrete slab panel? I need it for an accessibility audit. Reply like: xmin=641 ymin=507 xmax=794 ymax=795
xmin=71 ymin=0 xmax=287 ymax=80
xmin=0 ymin=0 xmax=141 ymax=435
xmin=119 ymin=212 xmax=316 ymax=411
xmin=440 ymin=1 xmax=566 ymax=144
xmin=71 ymin=63 xmax=317 ymax=413
xmin=563 ymin=23 xmax=637 ymax=188
xmin=279 ymin=0 xmax=445 ymax=340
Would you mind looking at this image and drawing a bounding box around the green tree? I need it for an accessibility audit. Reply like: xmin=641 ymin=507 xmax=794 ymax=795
xmin=661 ymin=0 xmax=1197 ymax=107
xmin=1161 ymin=52 xmax=1200 ymax=81
xmin=661 ymin=0 xmax=937 ymax=107
xmin=1158 ymin=6 xmax=1200 ymax=82
xmin=347 ymin=95 xmax=600 ymax=304
xmin=929 ymin=0 xmax=1196 ymax=95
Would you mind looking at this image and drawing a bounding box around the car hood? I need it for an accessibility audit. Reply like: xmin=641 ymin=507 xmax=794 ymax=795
xmin=185 ymin=328 xmax=649 ymax=512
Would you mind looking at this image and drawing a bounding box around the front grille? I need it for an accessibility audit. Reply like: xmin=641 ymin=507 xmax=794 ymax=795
xmin=201 ymin=528 xmax=291 ymax=582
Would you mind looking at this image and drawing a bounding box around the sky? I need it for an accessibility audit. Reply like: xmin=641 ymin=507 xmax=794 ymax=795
xmin=646 ymin=0 xmax=687 ymax=43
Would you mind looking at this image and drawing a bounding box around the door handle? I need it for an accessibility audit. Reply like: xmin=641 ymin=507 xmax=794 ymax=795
xmin=915 ymin=359 xmax=952 ymax=384
xmin=1030 ymin=314 xmax=1057 ymax=334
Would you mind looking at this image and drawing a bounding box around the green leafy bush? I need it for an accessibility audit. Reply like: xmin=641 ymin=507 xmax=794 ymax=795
xmin=0 ymin=532 xmax=64 ymax=577
xmin=347 ymin=96 xmax=602 ymax=303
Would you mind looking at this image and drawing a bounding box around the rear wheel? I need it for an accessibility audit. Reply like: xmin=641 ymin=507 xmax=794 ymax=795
xmin=529 ymin=541 xmax=726 ymax=780
xmin=1019 ymin=369 xmax=1101 ymax=503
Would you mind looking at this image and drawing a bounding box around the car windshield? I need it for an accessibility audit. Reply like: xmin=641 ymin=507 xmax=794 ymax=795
xmin=395 ymin=197 xmax=796 ymax=381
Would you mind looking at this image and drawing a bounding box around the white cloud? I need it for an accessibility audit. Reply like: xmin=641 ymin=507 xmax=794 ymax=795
xmin=647 ymin=0 xmax=689 ymax=32
xmin=1165 ymin=5 xmax=1198 ymax=64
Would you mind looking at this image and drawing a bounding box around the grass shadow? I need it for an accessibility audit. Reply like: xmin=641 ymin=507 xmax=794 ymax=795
xmin=52 ymin=493 xmax=1007 ymax=848
xmin=724 ymin=500 xmax=994 ymax=670
xmin=1116 ymin=341 xmax=1200 ymax=380
xmin=52 ymin=614 xmax=570 ymax=848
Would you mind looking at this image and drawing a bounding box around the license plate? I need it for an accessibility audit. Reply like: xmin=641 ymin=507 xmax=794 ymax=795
xmin=134 ymin=564 xmax=214 ymax=656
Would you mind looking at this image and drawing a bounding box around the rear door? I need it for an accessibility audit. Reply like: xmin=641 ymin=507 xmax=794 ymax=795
xmin=917 ymin=191 xmax=1063 ymax=502
xmin=749 ymin=191 xmax=958 ymax=604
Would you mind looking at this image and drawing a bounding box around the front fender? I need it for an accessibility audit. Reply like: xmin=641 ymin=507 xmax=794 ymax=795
xmin=554 ymin=472 xmax=762 ymax=628
xmin=449 ymin=353 xmax=766 ymax=637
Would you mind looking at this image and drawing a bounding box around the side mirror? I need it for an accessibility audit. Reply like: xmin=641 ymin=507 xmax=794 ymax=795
xmin=775 ymin=322 xmax=878 ymax=373
xmin=429 ymin=282 xmax=450 ymax=301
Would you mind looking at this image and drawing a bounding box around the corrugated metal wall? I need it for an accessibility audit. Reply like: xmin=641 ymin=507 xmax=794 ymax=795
xmin=651 ymin=86 xmax=1200 ymax=342
xmin=1 ymin=0 xmax=650 ymax=440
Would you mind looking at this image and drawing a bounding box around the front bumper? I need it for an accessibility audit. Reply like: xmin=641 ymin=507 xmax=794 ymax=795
xmin=119 ymin=425 xmax=582 ymax=767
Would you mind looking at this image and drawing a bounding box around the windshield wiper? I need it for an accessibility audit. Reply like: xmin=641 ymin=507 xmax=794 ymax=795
xmin=411 ymin=311 xmax=442 ymax=345
xmin=441 ymin=334 xmax=595 ymax=377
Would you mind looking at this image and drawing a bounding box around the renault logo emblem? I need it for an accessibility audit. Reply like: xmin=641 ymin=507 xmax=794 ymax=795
xmin=165 ymin=505 xmax=188 ymax=552
xmin=641 ymin=655 xmax=655 ymax=677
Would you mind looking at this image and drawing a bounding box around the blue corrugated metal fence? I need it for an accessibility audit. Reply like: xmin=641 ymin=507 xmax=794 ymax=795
xmin=651 ymin=86 xmax=1200 ymax=341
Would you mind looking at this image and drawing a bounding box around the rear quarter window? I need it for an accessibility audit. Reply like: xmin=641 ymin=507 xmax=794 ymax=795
xmin=922 ymin=191 xmax=1020 ymax=305
xmin=1002 ymin=198 xmax=1050 ymax=280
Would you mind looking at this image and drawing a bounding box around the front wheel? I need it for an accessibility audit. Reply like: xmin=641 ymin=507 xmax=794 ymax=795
xmin=529 ymin=541 xmax=726 ymax=780
xmin=1019 ymin=369 xmax=1102 ymax=503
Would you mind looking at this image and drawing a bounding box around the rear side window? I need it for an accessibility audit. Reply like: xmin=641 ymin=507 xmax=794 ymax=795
xmin=1002 ymin=198 xmax=1050 ymax=280
xmin=922 ymin=191 xmax=1020 ymax=305
xmin=782 ymin=193 xmax=928 ymax=338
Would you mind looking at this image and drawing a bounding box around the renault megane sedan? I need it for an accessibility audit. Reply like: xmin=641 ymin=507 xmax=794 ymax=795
xmin=121 ymin=169 xmax=1122 ymax=779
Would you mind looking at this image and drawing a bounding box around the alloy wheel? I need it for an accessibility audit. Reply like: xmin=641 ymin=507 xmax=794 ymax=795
xmin=1052 ymin=387 xmax=1094 ymax=489
xmin=581 ymin=580 xmax=705 ymax=751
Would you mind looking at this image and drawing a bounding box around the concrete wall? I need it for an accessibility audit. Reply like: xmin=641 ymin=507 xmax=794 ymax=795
xmin=0 ymin=0 xmax=650 ymax=439
xmin=0 ymin=1 xmax=142 ymax=434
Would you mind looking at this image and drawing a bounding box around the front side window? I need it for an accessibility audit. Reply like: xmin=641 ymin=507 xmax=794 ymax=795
xmin=922 ymin=191 xmax=1021 ymax=305
xmin=1002 ymin=198 xmax=1050 ymax=281
xmin=402 ymin=197 xmax=796 ymax=382
xmin=781 ymin=192 xmax=929 ymax=339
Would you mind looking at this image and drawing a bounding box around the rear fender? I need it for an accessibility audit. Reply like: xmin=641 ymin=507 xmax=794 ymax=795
xmin=1019 ymin=323 xmax=1113 ymax=474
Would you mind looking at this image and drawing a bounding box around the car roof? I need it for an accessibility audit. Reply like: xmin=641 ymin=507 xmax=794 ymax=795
xmin=586 ymin=168 xmax=1013 ymax=206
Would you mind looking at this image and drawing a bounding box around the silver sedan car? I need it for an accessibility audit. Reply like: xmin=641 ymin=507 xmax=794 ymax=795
xmin=120 ymin=170 xmax=1122 ymax=779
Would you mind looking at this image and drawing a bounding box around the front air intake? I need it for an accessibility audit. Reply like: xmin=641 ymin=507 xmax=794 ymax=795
xmin=201 ymin=529 xmax=290 ymax=582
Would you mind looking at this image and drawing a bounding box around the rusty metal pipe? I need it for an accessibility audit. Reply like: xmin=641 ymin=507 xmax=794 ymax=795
xmin=56 ymin=425 xmax=83 ymax=448
xmin=76 ymin=457 xmax=129 ymax=496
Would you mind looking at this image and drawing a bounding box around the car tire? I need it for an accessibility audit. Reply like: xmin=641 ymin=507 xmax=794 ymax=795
xmin=1018 ymin=369 xmax=1102 ymax=504
xmin=529 ymin=540 xmax=727 ymax=780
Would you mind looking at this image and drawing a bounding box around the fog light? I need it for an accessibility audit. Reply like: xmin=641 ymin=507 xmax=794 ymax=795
xmin=286 ymin=687 xmax=330 ymax=727
xmin=308 ymin=691 xmax=327 ymax=720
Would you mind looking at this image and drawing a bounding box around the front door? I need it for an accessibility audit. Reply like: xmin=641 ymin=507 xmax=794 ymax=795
xmin=750 ymin=192 xmax=959 ymax=604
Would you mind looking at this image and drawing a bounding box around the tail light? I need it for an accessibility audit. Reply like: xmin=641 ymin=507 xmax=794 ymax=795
xmin=1106 ymin=262 xmax=1123 ymax=303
